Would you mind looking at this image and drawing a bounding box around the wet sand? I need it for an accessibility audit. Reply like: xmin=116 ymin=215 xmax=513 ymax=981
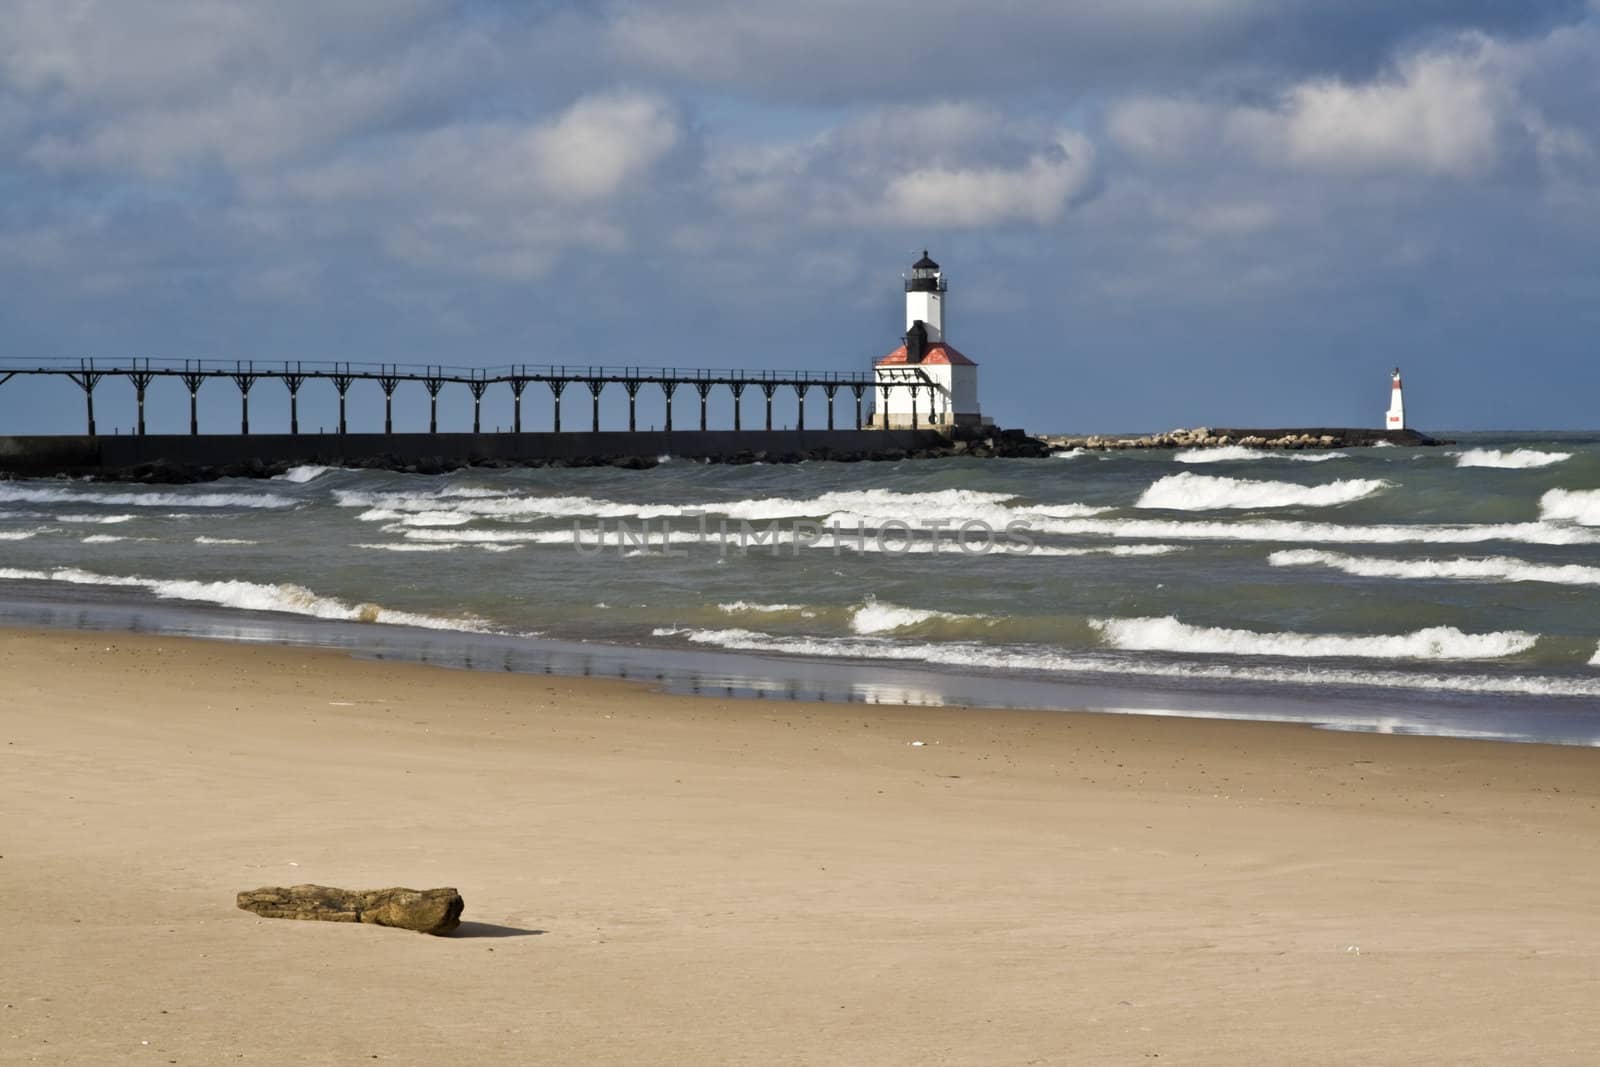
xmin=2 ymin=627 xmax=1597 ymax=1065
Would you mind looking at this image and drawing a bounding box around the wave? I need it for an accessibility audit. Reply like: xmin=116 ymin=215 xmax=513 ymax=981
xmin=0 ymin=486 xmax=295 ymax=509
xmin=352 ymin=542 xmax=462 ymax=553
xmin=1018 ymin=515 xmax=1598 ymax=546
xmin=0 ymin=565 xmax=492 ymax=633
xmin=339 ymin=487 xmax=1109 ymax=529
xmin=1592 ymin=644 xmax=1600 ymax=668
xmin=272 ymin=465 xmax=346 ymax=483
xmin=0 ymin=530 xmax=38 ymax=541
xmin=194 ymin=536 xmax=260 ymax=546
xmin=850 ymin=602 xmax=989 ymax=636
xmin=1089 ymin=616 xmax=1537 ymax=661
xmin=1270 ymin=549 xmax=1600 ymax=587
xmin=1176 ymin=447 xmax=1347 ymax=464
xmin=356 ymin=508 xmax=473 ymax=527
xmin=395 ymin=522 xmax=1186 ymax=558
xmin=717 ymin=601 xmax=808 ymax=614
xmin=650 ymin=627 xmax=1600 ymax=699
xmin=1540 ymin=488 xmax=1600 ymax=526
xmin=55 ymin=514 xmax=135 ymax=524
xmin=1136 ymin=472 xmax=1387 ymax=511
xmin=1455 ymin=448 xmax=1571 ymax=469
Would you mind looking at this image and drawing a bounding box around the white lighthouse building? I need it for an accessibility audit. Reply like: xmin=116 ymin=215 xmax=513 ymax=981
xmin=1385 ymin=368 xmax=1406 ymax=430
xmin=872 ymin=251 xmax=982 ymax=429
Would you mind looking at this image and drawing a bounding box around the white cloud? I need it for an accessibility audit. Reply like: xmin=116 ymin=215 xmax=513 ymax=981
xmin=249 ymin=91 xmax=683 ymax=280
xmin=880 ymin=134 xmax=1097 ymax=227
xmin=1111 ymin=37 xmax=1510 ymax=178
xmin=1267 ymin=45 xmax=1503 ymax=176
xmin=708 ymin=106 xmax=1097 ymax=231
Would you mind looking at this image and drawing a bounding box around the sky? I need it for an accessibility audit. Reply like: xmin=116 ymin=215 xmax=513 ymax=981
xmin=2 ymin=0 xmax=1599 ymax=436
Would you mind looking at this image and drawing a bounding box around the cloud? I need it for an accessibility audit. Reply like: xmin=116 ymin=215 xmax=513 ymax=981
xmin=250 ymin=91 xmax=684 ymax=280
xmin=1111 ymin=36 xmax=1510 ymax=178
xmin=1264 ymin=44 xmax=1504 ymax=176
xmin=708 ymin=105 xmax=1097 ymax=232
xmin=5 ymin=1 xmax=491 ymax=176
xmin=603 ymin=0 xmax=1586 ymax=103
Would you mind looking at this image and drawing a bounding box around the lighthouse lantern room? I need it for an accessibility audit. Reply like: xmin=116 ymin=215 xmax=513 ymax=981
xmin=872 ymin=251 xmax=984 ymax=430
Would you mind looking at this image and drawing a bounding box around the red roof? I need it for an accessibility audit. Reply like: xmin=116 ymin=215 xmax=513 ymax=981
xmin=875 ymin=342 xmax=978 ymax=367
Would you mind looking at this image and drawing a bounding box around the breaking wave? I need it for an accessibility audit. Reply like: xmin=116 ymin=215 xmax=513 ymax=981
xmin=1021 ymin=516 xmax=1597 ymax=546
xmin=0 ymin=486 xmax=295 ymax=509
xmin=1137 ymin=472 xmax=1388 ymax=511
xmin=1089 ymin=616 xmax=1538 ymax=661
xmin=273 ymin=465 xmax=338 ymax=483
xmin=0 ymin=530 xmax=38 ymax=541
xmin=55 ymin=514 xmax=135 ymax=524
xmin=194 ymin=536 xmax=260 ymax=546
xmin=1176 ymin=447 xmax=1347 ymax=464
xmin=717 ymin=601 xmax=808 ymax=614
xmin=1455 ymin=448 xmax=1571 ymax=470
xmin=0 ymin=566 xmax=492 ymax=633
xmin=1540 ymin=488 xmax=1600 ymax=526
xmin=850 ymin=602 xmax=989 ymax=636
xmin=339 ymin=487 xmax=1109 ymax=529
xmin=1270 ymin=549 xmax=1600 ymax=587
xmin=650 ymin=628 xmax=1600 ymax=699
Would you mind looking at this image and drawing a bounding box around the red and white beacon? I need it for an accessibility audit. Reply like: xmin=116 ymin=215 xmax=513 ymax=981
xmin=1385 ymin=368 xmax=1406 ymax=431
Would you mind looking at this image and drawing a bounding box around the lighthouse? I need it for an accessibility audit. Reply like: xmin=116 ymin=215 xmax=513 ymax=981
xmin=1385 ymin=368 xmax=1405 ymax=430
xmin=872 ymin=251 xmax=983 ymax=429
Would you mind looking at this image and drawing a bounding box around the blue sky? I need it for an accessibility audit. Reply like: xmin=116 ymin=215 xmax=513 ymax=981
xmin=2 ymin=0 xmax=1598 ymax=435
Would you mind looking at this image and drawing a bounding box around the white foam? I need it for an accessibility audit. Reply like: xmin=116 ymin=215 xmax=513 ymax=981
xmin=0 ymin=531 xmax=37 ymax=541
xmin=55 ymin=514 xmax=135 ymax=524
xmin=1090 ymin=616 xmax=1537 ymax=661
xmin=0 ymin=565 xmax=492 ymax=632
xmin=272 ymin=465 xmax=337 ymax=483
xmin=1050 ymin=449 xmax=1087 ymax=459
xmin=1454 ymin=448 xmax=1571 ymax=470
xmin=1270 ymin=549 xmax=1600 ymax=587
xmin=0 ymin=486 xmax=295 ymax=509
xmin=1591 ymin=643 xmax=1600 ymax=668
xmin=1540 ymin=488 xmax=1600 ymax=526
xmin=850 ymin=602 xmax=988 ymax=635
xmin=82 ymin=534 xmax=131 ymax=544
xmin=717 ymin=601 xmax=808 ymax=614
xmin=194 ymin=536 xmax=260 ymax=546
xmin=339 ymin=487 xmax=1108 ymax=529
xmin=1176 ymin=447 xmax=1348 ymax=464
xmin=1137 ymin=472 xmax=1388 ymax=511
xmin=1017 ymin=515 xmax=1598 ymax=546
xmin=651 ymin=627 xmax=1600 ymax=699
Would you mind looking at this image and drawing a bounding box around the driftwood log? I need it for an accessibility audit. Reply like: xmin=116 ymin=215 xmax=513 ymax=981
xmin=236 ymin=884 xmax=463 ymax=935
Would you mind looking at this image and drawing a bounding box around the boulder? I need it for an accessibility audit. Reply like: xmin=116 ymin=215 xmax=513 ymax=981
xmin=237 ymin=884 xmax=464 ymax=935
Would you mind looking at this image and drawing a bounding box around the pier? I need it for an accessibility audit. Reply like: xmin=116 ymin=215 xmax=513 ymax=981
xmin=0 ymin=357 xmax=894 ymax=437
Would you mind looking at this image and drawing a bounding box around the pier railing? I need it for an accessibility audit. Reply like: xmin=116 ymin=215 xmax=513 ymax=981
xmin=0 ymin=357 xmax=895 ymax=436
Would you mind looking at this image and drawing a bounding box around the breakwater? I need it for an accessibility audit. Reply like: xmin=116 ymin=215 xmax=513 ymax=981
xmin=1042 ymin=426 xmax=1441 ymax=452
xmin=0 ymin=427 xmax=1049 ymax=482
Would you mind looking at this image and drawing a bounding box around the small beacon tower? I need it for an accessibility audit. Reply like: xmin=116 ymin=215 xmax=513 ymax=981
xmin=872 ymin=251 xmax=983 ymax=429
xmin=1385 ymin=368 xmax=1405 ymax=430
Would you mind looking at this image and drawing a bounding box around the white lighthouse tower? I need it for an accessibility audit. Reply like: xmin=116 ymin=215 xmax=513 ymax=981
xmin=1385 ymin=367 xmax=1406 ymax=430
xmin=872 ymin=251 xmax=982 ymax=429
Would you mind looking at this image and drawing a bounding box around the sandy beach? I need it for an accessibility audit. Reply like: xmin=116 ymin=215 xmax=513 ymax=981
xmin=2 ymin=627 xmax=1597 ymax=1066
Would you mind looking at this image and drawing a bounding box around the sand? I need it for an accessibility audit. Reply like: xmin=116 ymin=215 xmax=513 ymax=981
xmin=1 ymin=627 xmax=1597 ymax=1066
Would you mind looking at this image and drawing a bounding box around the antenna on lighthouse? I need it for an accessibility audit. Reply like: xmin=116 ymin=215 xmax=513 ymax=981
xmin=1385 ymin=367 xmax=1406 ymax=430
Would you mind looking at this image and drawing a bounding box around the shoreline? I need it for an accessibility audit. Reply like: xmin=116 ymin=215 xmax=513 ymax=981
xmin=3 ymin=626 xmax=1597 ymax=1065
xmin=4 ymin=588 xmax=1599 ymax=748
